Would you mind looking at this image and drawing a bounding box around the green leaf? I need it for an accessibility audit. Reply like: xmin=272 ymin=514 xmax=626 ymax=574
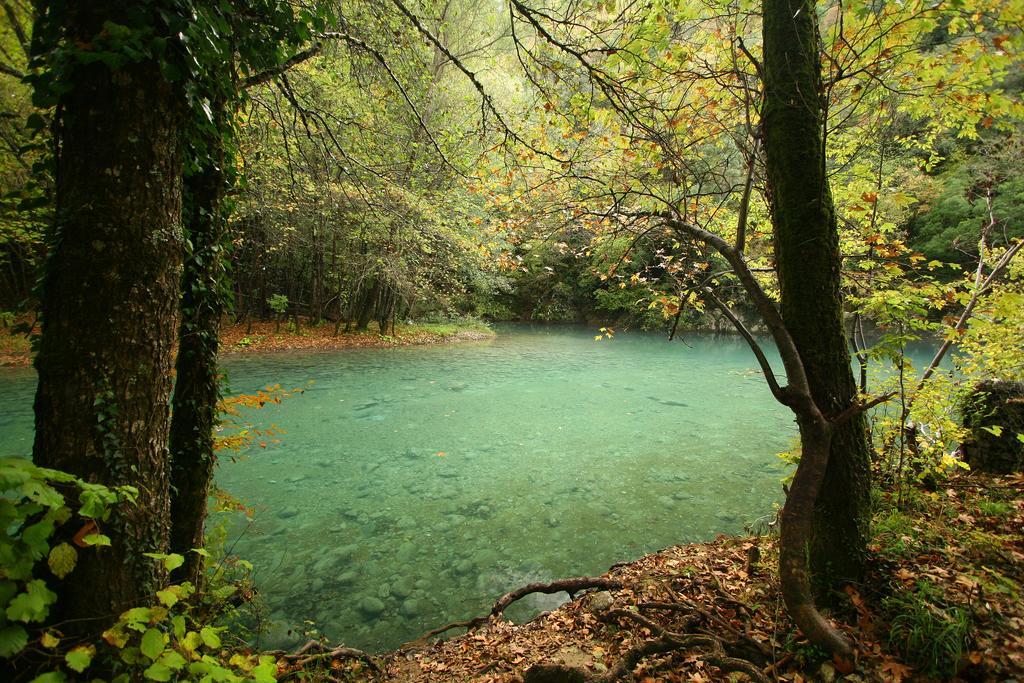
xmin=252 ymin=655 xmax=278 ymax=683
xmin=155 ymin=589 xmax=179 ymax=608
xmin=22 ymin=519 xmax=56 ymax=557
xmin=78 ymin=488 xmax=113 ymax=519
xmin=119 ymin=606 xmax=153 ymax=629
xmin=143 ymin=662 xmax=172 ymax=681
xmin=199 ymin=626 xmax=221 ymax=649
xmin=0 ymin=579 xmax=18 ymax=605
xmin=143 ymin=552 xmax=184 ymax=571
xmin=157 ymin=650 xmax=187 ymax=670
xmin=211 ymin=584 xmax=237 ymax=600
xmin=164 ymin=553 xmax=184 ymax=571
xmin=65 ymin=644 xmax=96 ymax=672
xmin=48 ymin=543 xmax=78 ymax=579
xmin=140 ymin=628 xmax=166 ymax=660
xmin=82 ymin=533 xmax=112 ymax=547
xmin=21 ymin=480 xmax=64 ymax=508
xmin=0 ymin=624 xmax=28 ymax=657
xmin=6 ymin=580 xmax=57 ymax=623
xmin=28 ymin=673 xmax=66 ymax=683
xmin=181 ymin=631 xmax=202 ymax=653
xmin=171 ymin=614 xmax=186 ymax=639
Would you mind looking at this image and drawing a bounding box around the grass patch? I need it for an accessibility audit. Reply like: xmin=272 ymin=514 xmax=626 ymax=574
xmin=977 ymin=499 xmax=1013 ymax=518
xmin=883 ymin=580 xmax=972 ymax=679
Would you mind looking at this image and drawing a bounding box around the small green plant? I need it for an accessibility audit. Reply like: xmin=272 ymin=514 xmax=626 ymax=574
xmin=977 ymin=499 xmax=1012 ymax=518
xmin=266 ymin=294 xmax=288 ymax=333
xmin=0 ymin=457 xmax=136 ymax=659
xmin=873 ymin=508 xmax=918 ymax=557
xmin=883 ymin=580 xmax=972 ymax=679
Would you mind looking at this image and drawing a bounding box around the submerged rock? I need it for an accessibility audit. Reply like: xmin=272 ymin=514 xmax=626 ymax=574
xmin=390 ymin=577 xmax=415 ymax=600
xmin=335 ymin=544 xmax=358 ymax=562
xmin=357 ymin=596 xmax=386 ymax=617
xmin=277 ymin=506 xmax=300 ymax=519
xmin=452 ymin=559 xmax=475 ymax=576
xmin=396 ymin=541 xmax=417 ymax=562
xmin=399 ymin=598 xmax=420 ymax=618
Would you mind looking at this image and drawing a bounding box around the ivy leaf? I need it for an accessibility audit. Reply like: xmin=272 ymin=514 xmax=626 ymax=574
xmin=140 ymin=627 xmax=166 ymax=660
xmin=64 ymin=644 xmax=96 ymax=673
xmin=40 ymin=631 xmax=60 ymax=648
xmin=48 ymin=543 xmax=78 ymax=579
xmin=0 ymin=624 xmax=28 ymax=657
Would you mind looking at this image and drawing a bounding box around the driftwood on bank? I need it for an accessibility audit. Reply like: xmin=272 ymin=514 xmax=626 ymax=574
xmin=409 ymin=576 xmax=622 ymax=644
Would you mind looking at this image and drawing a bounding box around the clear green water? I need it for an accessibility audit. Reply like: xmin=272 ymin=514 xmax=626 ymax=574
xmin=0 ymin=325 xmax=799 ymax=651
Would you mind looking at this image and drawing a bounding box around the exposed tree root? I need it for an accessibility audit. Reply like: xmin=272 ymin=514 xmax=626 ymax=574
xmin=269 ymin=639 xmax=380 ymax=671
xmin=594 ymin=608 xmax=769 ymax=682
xmin=411 ymin=576 xmax=622 ymax=643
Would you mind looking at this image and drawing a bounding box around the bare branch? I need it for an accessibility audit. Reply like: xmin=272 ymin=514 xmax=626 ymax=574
xmin=391 ymin=0 xmax=568 ymax=163
xmin=701 ymin=286 xmax=789 ymax=405
xmin=915 ymin=238 xmax=1023 ymax=394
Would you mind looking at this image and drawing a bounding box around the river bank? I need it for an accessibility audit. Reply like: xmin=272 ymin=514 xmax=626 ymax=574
xmin=0 ymin=319 xmax=496 ymax=367
xmin=278 ymin=472 xmax=1024 ymax=682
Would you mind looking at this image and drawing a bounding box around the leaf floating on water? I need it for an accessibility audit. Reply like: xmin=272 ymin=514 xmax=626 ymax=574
xmin=437 ymin=451 xmax=446 ymax=457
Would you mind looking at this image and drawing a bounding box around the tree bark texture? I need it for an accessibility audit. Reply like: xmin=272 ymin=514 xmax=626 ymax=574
xmin=169 ymin=102 xmax=229 ymax=586
xmin=31 ymin=2 xmax=185 ymax=628
xmin=762 ymin=0 xmax=871 ymax=587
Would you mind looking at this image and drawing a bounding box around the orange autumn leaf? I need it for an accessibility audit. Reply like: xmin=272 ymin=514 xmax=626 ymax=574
xmin=880 ymin=659 xmax=914 ymax=682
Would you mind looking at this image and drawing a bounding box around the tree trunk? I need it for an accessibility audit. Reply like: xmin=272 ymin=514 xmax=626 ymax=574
xmin=168 ymin=100 xmax=229 ymax=587
xmin=762 ymin=0 xmax=871 ymax=589
xmin=31 ymin=1 xmax=185 ymax=628
xmin=355 ymin=277 xmax=381 ymax=331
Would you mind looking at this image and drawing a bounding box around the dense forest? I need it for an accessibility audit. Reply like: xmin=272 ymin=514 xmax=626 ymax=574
xmin=0 ymin=0 xmax=1022 ymax=681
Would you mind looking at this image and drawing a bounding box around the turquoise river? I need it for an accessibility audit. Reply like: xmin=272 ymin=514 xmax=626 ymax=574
xmin=0 ymin=324 xmax=808 ymax=651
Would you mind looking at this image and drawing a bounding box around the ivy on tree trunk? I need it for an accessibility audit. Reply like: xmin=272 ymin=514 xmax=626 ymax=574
xmin=169 ymin=98 xmax=230 ymax=587
xmin=31 ymin=1 xmax=185 ymax=628
xmin=761 ymin=0 xmax=871 ymax=589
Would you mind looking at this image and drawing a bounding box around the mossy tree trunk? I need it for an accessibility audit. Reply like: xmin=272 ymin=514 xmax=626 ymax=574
xmin=31 ymin=1 xmax=185 ymax=627
xmin=168 ymin=98 xmax=230 ymax=586
xmin=762 ymin=0 xmax=871 ymax=587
